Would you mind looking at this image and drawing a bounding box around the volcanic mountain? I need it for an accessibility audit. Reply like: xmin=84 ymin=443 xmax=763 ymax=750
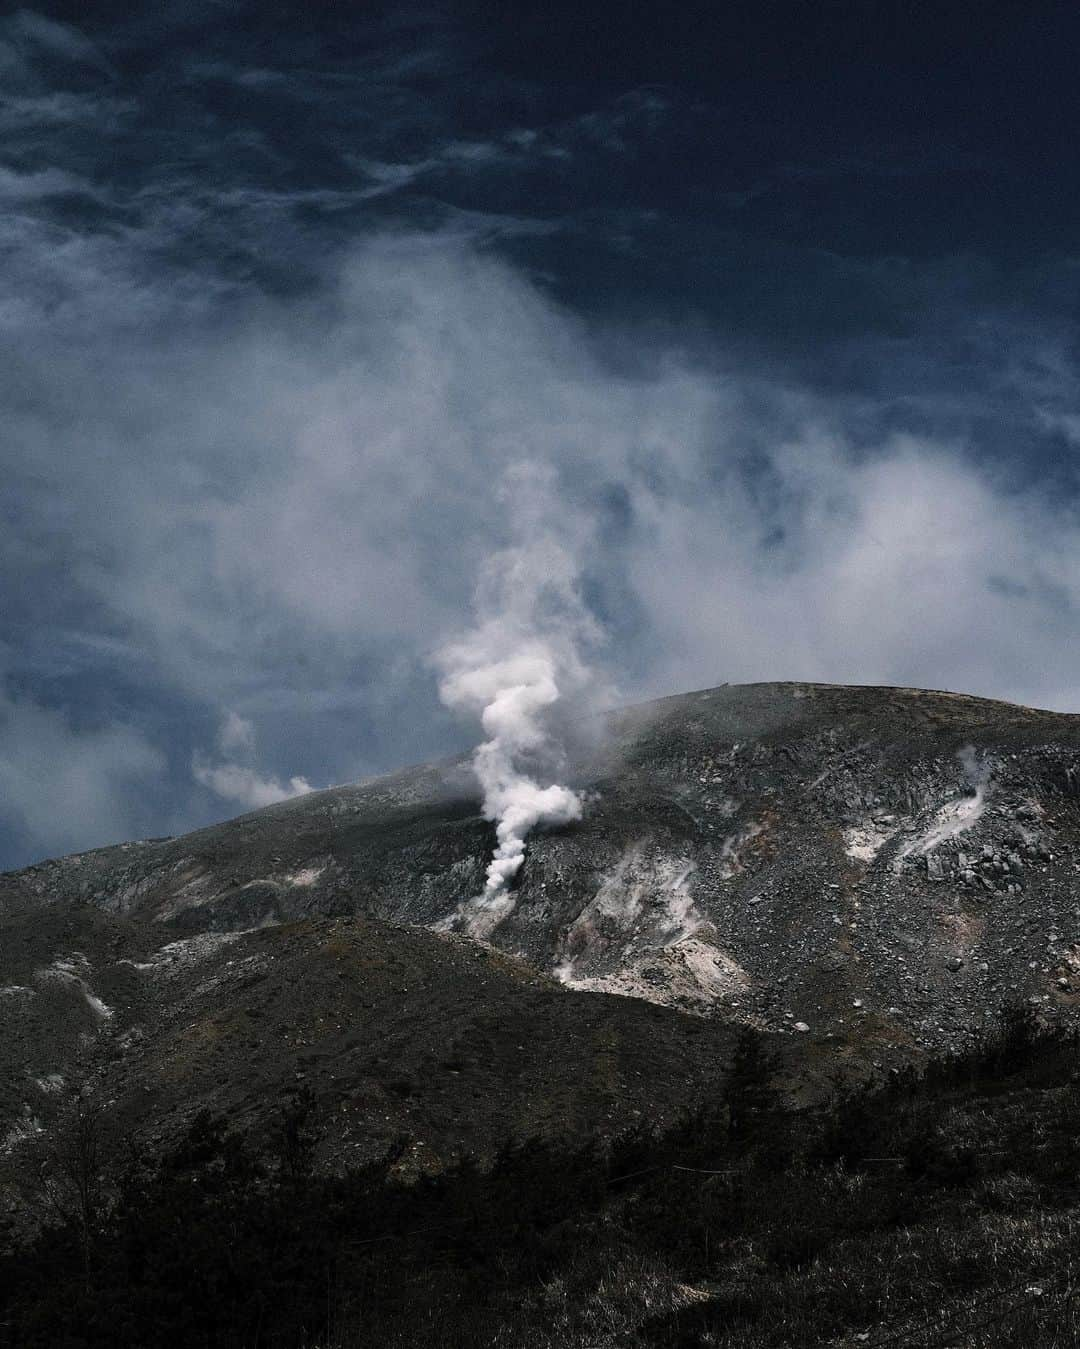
xmin=4 ymin=681 xmax=1080 ymax=1187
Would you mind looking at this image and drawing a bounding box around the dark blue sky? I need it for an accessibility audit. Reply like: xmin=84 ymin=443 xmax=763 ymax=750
xmin=2 ymin=1 xmax=1080 ymax=867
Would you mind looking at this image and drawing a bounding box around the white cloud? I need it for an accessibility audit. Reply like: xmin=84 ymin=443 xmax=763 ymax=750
xmin=10 ymin=237 xmax=1080 ymax=728
xmin=6 ymin=225 xmax=1080 ymax=865
xmin=2 ymin=6 xmax=1078 ymax=872
xmin=624 ymin=429 xmax=1080 ymax=711
xmin=192 ymin=712 xmax=312 ymax=810
xmin=218 ymin=710 xmax=256 ymax=755
xmin=191 ymin=756 xmax=312 ymax=810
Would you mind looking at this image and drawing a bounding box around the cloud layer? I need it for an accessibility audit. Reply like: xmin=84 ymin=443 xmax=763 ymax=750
xmin=3 ymin=5 xmax=1080 ymax=866
xmin=5 ymin=224 xmax=1080 ymax=866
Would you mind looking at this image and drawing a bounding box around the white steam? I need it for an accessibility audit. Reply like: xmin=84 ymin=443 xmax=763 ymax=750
xmin=440 ymin=644 xmax=583 ymax=901
xmin=436 ymin=466 xmax=600 ymax=935
xmin=895 ymin=744 xmax=994 ymax=865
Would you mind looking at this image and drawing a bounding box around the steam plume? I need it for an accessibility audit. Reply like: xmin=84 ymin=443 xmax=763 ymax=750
xmin=436 ymin=466 xmax=599 ymax=935
xmin=441 ymin=643 xmax=583 ymax=903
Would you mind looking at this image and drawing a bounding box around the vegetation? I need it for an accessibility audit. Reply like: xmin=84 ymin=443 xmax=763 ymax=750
xmin=3 ymin=1008 xmax=1080 ymax=1347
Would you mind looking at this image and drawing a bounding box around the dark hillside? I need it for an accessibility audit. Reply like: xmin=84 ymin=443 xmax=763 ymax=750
xmin=0 ymin=906 xmax=738 ymax=1194
xmin=3 ymin=1016 xmax=1080 ymax=1348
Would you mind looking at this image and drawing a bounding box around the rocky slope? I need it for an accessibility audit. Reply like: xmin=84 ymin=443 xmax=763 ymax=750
xmin=5 ymin=681 xmax=1080 ymax=1198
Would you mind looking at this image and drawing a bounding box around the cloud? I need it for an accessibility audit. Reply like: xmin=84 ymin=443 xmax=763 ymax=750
xmin=6 ymin=11 xmax=113 ymax=73
xmin=218 ymin=710 xmax=256 ymax=755
xmin=191 ymin=756 xmax=312 ymax=809
xmin=0 ymin=89 xmax=133 ymax=134
xmin=192 ymin=712 xmax=312 ymax=810
xmin=5 ymin=215 xmax=1080 ymax=864
xmin=0 ymin=689 xmax=165 ymax=859
xmin=0 ymin=163 xmax=106 ymax=202
xmin=3 ymin=3 xmax=1080 ymax=880
xmin=621 ymin=427 xmax=1080 ymax=710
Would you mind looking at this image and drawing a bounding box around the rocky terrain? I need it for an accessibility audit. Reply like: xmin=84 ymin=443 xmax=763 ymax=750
xmin=5 ymin=680 xmax=1080 ymax=1200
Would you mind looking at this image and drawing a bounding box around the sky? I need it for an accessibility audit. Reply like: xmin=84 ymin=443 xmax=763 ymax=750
xmin=3 ymin=0 xmax=1080 ymax=867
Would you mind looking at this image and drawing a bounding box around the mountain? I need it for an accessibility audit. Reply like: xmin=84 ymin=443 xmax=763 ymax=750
xmin=6 ymin=680 xmax=1080 ymax=1345
xmin=4 ymin=680 xmax=1080 ymax=1174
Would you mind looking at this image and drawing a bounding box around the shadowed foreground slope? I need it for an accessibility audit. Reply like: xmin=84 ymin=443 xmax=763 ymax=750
xmin=4 ymin=1014 xmax=1080 ymax=1348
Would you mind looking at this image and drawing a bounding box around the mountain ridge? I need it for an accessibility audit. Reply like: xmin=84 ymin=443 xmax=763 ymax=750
xmin=6 ymin=679 xmax=1080 ymax=1217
